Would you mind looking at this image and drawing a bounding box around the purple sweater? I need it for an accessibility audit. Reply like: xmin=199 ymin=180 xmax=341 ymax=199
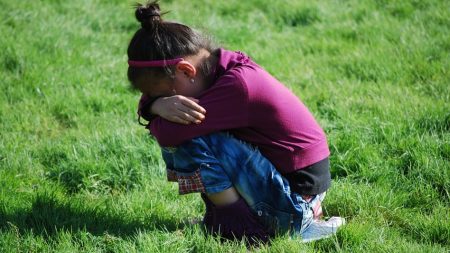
xmin=142 ymin=49 xmax=330 ymax=174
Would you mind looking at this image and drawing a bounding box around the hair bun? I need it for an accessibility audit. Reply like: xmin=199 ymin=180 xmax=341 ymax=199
xmin=135 ymin=1 xmax=164 ymax=29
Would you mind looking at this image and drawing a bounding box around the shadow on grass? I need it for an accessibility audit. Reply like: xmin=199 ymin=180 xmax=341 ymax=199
xmin=0 ymin=193 xmax=182 ymax=239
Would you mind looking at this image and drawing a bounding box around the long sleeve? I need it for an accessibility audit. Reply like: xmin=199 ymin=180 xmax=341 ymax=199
xmin=137 ymin=94 xmax=161 ymax=123
xmin=149 ymin=74 xmax=249 ymax=147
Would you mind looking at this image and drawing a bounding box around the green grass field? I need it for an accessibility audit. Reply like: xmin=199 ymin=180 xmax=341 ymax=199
xmin=1 ymin=0 xmax=449 ymax=252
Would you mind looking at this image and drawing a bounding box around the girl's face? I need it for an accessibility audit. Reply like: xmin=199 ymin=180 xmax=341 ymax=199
xmin=137 ymin=62 xmax=205 ymax=98
xmin=137 ymin=76 xmax=175 ymax=98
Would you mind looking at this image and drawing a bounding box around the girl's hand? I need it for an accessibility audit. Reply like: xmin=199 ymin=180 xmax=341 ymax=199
xmin=150 ymin=95 xmax=206 ymax=125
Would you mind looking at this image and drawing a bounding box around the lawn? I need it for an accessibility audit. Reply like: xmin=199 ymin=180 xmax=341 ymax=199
xmin=0 ymin=0 xmax=449 ymax=252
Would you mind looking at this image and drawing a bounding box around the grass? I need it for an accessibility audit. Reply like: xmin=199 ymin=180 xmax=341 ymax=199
xmin=0 ymin=0 xmax=449 ymax=252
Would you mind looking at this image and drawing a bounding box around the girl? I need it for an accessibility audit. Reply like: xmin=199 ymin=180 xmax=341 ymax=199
xmin=128 ymin=1 xmax=344 ymax=244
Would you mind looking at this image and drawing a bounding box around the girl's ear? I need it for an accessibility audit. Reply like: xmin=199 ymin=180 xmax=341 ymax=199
xmin=175 ymin=61 xmax=197 ymax=78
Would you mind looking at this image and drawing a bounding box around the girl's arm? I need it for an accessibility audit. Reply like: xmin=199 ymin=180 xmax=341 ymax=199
xmin=138 ymin=95 xmax=205 ymax=125
xmin=149 ymin=74 xmax=249 ymax=147
xmin=151 ymin=95 xmax=206 ymax=125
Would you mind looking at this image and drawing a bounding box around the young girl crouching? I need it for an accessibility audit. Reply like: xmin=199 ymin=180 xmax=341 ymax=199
xmin=128 ymin=1 xmax=345 ymax=244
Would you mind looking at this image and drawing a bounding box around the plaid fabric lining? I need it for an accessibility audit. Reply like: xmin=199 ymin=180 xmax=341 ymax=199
xmin=167 ymin=169 xmax=178 ymax=182
xmin=166 ymin=168 xmax=206 ymax=195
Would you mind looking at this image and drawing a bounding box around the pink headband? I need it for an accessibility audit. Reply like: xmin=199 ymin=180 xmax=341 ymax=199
xmin=128 ymin=58 xmax=183 ymax=67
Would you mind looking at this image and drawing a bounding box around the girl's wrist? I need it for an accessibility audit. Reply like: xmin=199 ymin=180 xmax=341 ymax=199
xmin=149 ymin=96 xmax=163 ymax=115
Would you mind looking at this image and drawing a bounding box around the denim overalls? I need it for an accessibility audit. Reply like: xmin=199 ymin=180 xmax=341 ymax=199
xmin=161 ymin=132 xmax=325 ymax=236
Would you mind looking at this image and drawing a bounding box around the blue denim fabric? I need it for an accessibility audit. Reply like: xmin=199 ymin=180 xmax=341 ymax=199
xmin=161 ymin=132 xmax=317 ymax=235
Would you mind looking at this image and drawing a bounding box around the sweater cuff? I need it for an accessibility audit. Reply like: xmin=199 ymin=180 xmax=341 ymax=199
xmin=137 ymin=96 xmax=162 ymax=126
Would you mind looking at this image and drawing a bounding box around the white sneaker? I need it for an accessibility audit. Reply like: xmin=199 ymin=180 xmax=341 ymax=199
xmin=300 ymin=216 xmax=345 ymax=243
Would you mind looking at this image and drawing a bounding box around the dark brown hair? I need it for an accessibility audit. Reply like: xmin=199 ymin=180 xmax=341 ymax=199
xmin=127 ymin=1 xmax=216 ymax=89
